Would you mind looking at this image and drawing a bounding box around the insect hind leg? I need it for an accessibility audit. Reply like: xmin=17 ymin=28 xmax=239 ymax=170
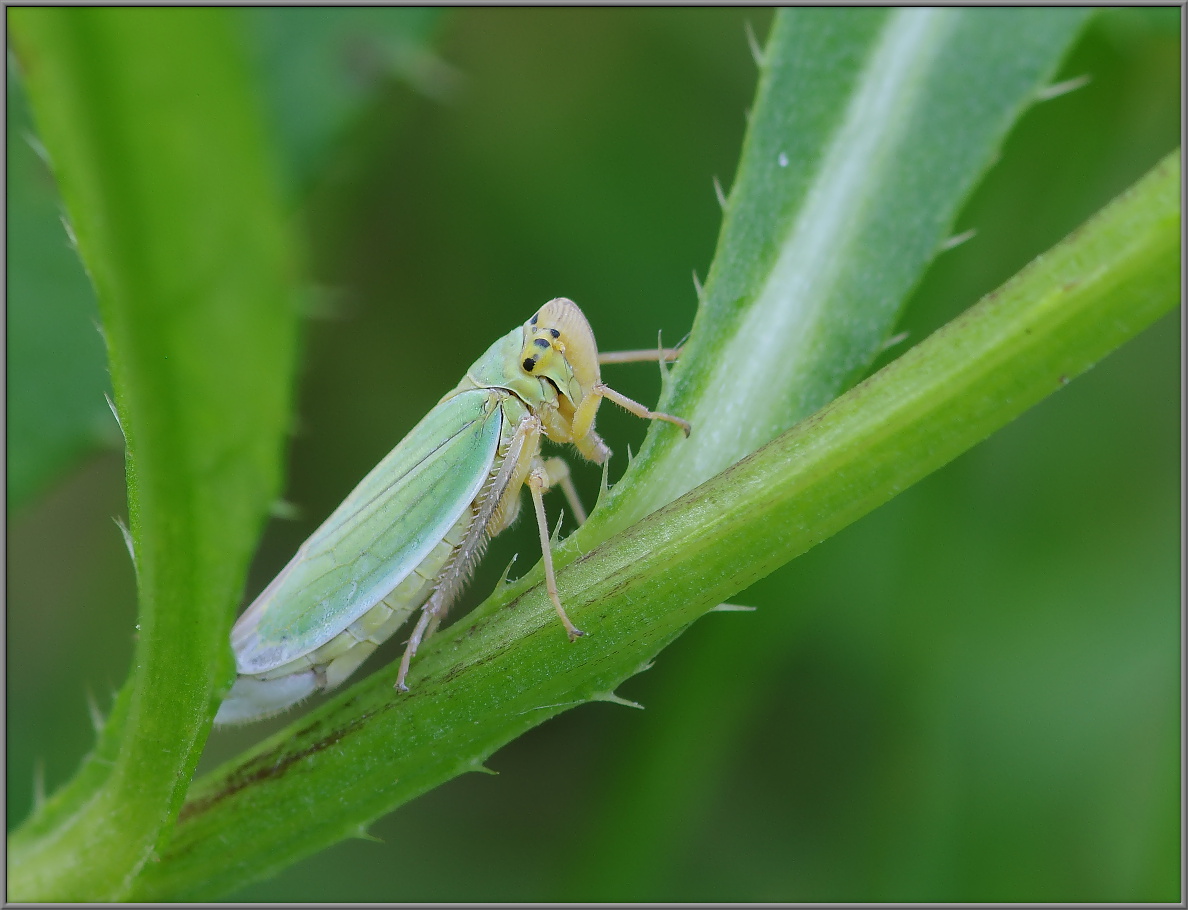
xmin=394 ymin=607 xmax=436 ymax=692
xmin=394 ymin=411 xmax=546 ymax=692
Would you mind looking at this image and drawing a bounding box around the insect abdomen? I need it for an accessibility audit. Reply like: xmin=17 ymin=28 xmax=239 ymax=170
xmin=219 ymin=501 xmax=482 ymax=719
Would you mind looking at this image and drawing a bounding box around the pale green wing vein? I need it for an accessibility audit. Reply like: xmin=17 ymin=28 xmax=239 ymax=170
xmin=232 ymin=389 xmax=504 ymax=673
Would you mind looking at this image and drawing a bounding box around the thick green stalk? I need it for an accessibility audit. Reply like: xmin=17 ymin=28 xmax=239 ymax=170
xmin=7 ymin=9 xmax=300 ymax=901
xmin=585 ymin=7 xmax=1092 ymax=537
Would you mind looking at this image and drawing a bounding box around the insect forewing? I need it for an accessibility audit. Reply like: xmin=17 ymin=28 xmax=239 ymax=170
xmin=231 ymin=389 xmax=503 ymax=674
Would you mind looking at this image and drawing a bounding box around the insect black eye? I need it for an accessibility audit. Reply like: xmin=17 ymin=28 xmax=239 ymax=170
xmin=522 ymin=357 xmax=535 ymax=372
xmin=549 ymin=328 xmax=560 ymax=338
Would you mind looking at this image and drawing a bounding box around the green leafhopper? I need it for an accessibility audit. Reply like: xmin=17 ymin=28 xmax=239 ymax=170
xmin=215 ymin=297 xmax=689 ymax=724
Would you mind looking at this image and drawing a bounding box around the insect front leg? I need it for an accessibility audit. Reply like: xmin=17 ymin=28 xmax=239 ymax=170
xmin=570 ymin=380 xmax=691 ymax=442
xmin=596 ymin=346 xmax=682 ymax=365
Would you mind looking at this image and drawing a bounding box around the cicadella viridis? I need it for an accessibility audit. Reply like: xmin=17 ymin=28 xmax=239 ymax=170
xmin=215 ymin=298 xmax=688 ymax=724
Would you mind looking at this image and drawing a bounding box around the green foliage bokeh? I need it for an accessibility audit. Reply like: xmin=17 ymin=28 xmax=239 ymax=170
xmin=8 ymin=8 xmax=1179 ymax=901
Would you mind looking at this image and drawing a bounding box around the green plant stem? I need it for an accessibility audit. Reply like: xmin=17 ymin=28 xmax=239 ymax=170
xmin=587 ymin=7 xmax=1092 ymax=537
xmin=132 ymin=150 xmax=1178 ymax=902
xmin=7 ymin=9 xmax=300 ymax=901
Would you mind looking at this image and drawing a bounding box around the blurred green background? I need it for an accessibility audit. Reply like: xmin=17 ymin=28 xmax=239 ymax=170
xmin=7 ymin=8 xmax=1180 ymax=901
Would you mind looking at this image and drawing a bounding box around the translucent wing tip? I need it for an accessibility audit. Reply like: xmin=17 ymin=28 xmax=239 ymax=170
xmin=214 ymin=671 xmax=319 ymax=726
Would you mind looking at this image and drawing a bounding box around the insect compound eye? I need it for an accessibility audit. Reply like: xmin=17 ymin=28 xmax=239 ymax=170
xmin=549 ymin=328 xmax=560 ymax=339
xmin=520 ymin=325 xmax=564 ymax=377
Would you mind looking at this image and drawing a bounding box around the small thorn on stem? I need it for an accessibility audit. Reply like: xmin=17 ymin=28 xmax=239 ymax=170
xmin=938 ymin=228 xmax=976 ymax=253
xmin=1035 ymin=73 xmax=1091 ymax=102
xmin=744 ymin=20 xmax=764 ymax=68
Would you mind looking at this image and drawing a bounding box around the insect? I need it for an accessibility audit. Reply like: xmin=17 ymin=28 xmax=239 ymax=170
xmin=215 ymin=297 xmax=689 ymax=724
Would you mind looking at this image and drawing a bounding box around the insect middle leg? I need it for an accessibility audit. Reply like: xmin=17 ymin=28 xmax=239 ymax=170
xmin=416 ymin=456 xmax=585 ymax=655
xmin=394 ymin=413 xmax=586 ymax=690
xmin=526 ymin=457 xmax=585 ymax=642
xmin=539 ymin=455 xmax=587 ymax=525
